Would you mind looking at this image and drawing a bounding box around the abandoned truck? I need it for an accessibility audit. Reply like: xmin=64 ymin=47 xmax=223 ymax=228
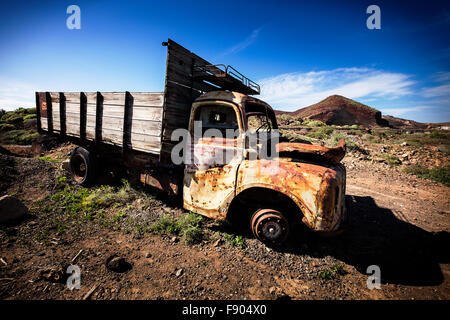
xmin=35 ymin=39 xmax=347 ymax=245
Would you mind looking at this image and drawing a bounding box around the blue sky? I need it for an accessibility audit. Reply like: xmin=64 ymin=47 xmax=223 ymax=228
xmin=0 ymin=0 xmax=449 ymax=122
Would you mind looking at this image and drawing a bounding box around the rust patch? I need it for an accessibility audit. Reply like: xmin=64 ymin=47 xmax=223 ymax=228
xmin=40 ymin=101 xmax=47 ymax=118
xmin=277 ymin=138 xmax=346 ymax=164
xmin=236 ymin=158 xmax=346 ymax=232
xmin=140 ymin=172 xmax=179 ymax=195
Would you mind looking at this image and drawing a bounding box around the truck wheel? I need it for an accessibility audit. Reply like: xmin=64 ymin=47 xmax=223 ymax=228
xmin=69 ymin=147 xmax=96 ymax=187
xmin=251 ymin=209 xmax=290 ymax=245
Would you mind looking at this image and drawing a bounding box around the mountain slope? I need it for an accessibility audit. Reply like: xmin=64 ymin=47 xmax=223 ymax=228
xmin=281 ymin=95 xmax=389 ymax=127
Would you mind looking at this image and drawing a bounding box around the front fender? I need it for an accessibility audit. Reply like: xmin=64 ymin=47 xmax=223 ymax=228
xmin=236 ymin=159 xmax=344 ymax=231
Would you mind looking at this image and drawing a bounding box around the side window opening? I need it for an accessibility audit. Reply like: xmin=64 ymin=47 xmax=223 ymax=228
xmin=194 ymin=104 xmax=239 ymax=138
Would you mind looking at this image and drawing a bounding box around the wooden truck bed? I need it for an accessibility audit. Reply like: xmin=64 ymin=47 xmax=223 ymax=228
xmin=36 ymin=39 xmax=260 ymax=164
xmin=36 ymin=91 xmax=164 ymax=154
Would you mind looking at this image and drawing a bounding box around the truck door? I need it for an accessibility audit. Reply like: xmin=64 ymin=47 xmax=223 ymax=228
xmin=183 ymin=101 xmax=244 ymax=219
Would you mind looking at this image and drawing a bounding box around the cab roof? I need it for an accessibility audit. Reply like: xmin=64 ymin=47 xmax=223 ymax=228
xmin=195 ymin=91 xmax=275 ymax=115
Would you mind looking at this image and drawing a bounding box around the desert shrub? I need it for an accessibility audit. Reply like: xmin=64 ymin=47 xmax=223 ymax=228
xmin=2 ymin=113 xmax=23 ymax=124
xmin=1 ymin=108 xmax=36 ymax=124
xmin=302 ymin=119 xmax=326 ymax=127
xmin=403 ymin=165 xmax=450 ymax=186
xmin=149 ymin=214 xmax=180 ymax=234
xmin=149 ymin=212 xmax=205 ymax=244
xmin=222 ymin=232 xmax=245 ymax=248
xmin=318 ymin=269 xmax=334 ymax=280
xmin=365 ymin=134 xmax=382 ymax=143
xmin=0 ymin=123 xmax=15 ymax=132
xmin=348 ymin=129 xmax=364 ymax=136
xmin=328 ymin=133 xmax=358 ymax=151
xmin=23 ymin=114 xmax=36 ymax=120
xmin=372 ymin=131 xmax=387 ymax=138
xmin=183 ymin=225 xmax=204 ymax=244
xmin=380 ymin=153 xmax=401 ymax=166
xmin=429 ymin=130 xmax=448 ymax=139
xmin=318 ymin=264 xmax=346 ymax=280
xmin=306 ymin=126 xmax=334 ymax=139
xmin=1 ymin=129 xmax=39 ymax=145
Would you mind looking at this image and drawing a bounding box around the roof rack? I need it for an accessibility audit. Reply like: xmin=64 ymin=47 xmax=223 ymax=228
xmin=193 ymin=64 xmax=260 ymax=95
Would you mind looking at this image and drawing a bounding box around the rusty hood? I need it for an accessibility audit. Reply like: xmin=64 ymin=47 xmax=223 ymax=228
xmin=276 ymin=138 xmax=346 ymax=164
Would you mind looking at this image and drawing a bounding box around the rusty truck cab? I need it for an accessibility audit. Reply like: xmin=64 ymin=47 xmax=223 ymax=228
xmin=183 ymin=91 xmax=347 ymax=245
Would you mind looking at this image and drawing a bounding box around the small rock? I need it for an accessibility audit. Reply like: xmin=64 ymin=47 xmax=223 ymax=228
xmin=145 ymin=252 xmax=152 ymax=258
xmin=0 ymin=195 xmax=28 ymax=224
xmin=175 ymin=268 xmax=184 ymax=277
xmin=171 ymin=236 xmax=178 ymax=243
xmin=106 ymin=255 xmax=132 ymax=273
xmin=401 ymin=142 xmax=408 ymax=146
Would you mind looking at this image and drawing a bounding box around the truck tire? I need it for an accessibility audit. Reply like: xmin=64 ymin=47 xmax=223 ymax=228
xmin=69 ymin=147 xmax=96 ymax=187
xmin=251 ymin=208 xmax=290 ymax=245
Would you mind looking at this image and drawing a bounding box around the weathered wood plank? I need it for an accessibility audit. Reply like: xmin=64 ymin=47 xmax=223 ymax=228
xmin=59 ymin=92 xmax=67 ymax=135
xmin=95 ymin=92 xmax=103 ymax=142
xmin=45 ymin=92 xmax=54 ymax=134
xmin=130 ymin=92 xmax=164 ymax=107
xmin=80 ymin=92 xmax=87 ymax=140
xmin=123 ymin=91 xmax=133 ymax=152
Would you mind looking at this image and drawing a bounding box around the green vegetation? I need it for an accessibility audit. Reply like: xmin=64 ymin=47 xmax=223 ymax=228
xmin=306 ymin=126 xmax=334 ymax=139
xmin=318 ymin=269 xmax=334 ymax=280
xmin=380 ymin=153 xmax=401 ymax=166
xmin=221 ymin=232 xmax=245 ymax=248
xmin=39 ymin=156 xmax=60 ymax=163
xmin=429 ymin=130 xmax=448 ymax=139
xmin=0 ymin=108 xmax=38 ymax=144
xmin=23 ymin=114 xmax=36 ymax=121
xmin=390 ymin=131 xmax=449 ymax=147
xmin=348 ymin=129 xmax=364 ymax=136
xmin=365 ymin=134 xmax=382 ymax=144
xmin=83 ymin=180 xmax=136 ymax=207
xmin=0 ymin=107 xmax=36 ymax=124
xmin=403 ymin=165 xmax=450 ymax=186
xmin=332 ymin=264 xmax=346 ymax=275
xmin=327 ymin=132 xmax=358 ymax=151
xmin=0 ymin=123 xmax=15 ymax=131
xmin=149 ymin=212 xmax=205 ymax=244
xmin=1 ymin=129 xmax=39 ymax=145
xmin=302 ymin=119 xmax=326 ymax=127
xmin=280 ymin=130 xmax=317 ymax=143
xmin=318 ymin=264 xmax=346 ymax=280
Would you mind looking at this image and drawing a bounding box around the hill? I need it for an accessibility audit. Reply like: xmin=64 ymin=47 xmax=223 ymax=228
xmin=381 ymin=115 xmax=428 ymax=129
xmin=276 ymin=95 xmax=389 ymax=128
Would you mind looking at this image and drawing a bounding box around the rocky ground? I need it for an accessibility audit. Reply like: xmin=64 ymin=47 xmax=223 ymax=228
xmin=0 ymin=131 xmax=449 ymax=300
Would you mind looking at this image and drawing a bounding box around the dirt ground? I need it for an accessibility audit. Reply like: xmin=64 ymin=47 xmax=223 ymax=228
xmin=0 ymin=142 xmax=449 ymax=300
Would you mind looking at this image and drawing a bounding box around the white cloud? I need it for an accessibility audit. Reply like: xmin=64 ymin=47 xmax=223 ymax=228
xmin=221 ymin=27 xmax=262 ymax=56
xmin=431 ymin=71 xmax=450 ymax=82
xmin=258 ymin=68 xmax=416 ymax=110
xmin=0 ymin=77 xmax=39 ymax=111
xmin=422 ymin=83 xmax=450 ymax=97
xmin=380 ymin=106 xmax=433 ymax=117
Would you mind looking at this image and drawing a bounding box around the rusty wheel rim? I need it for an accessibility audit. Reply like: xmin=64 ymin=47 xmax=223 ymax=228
xmin=71 ymin=154 xmax=87 ymax=182
xmin=251 ymin=209 xmax=289 ymax=244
